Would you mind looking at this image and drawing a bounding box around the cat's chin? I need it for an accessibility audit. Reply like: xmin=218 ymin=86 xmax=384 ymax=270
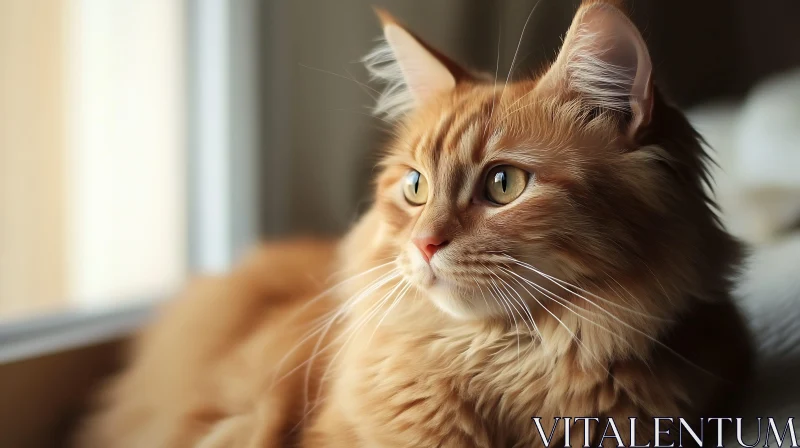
xmin=426 ymin=282 xmax=495 ymax=321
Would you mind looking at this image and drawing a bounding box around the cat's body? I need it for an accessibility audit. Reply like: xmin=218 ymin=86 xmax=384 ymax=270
xmin=77 ymin=223 xmax=748 ymax=448
xmin=76 ymin=240 xmax=339 ymax=447
xmin=77 ymin=2 xmax=751 ymax=447
xmin=77 ymin=229 xmax=748 ymax=448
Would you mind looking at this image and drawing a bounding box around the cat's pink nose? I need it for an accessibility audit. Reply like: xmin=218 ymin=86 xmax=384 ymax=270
xmin=413 ymin=236 xmax=449 ymax=262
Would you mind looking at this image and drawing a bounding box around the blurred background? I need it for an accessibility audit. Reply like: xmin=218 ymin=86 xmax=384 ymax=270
xmin=1 ymin=1 xmax=800 ymax=445
xmin=1 ymin=0 xmax=800 ymax=325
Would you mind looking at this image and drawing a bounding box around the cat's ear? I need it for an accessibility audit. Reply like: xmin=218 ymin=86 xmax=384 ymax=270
xmin=364 ymin=9 xmax=469 ymax=120
xmin=539 ymin=1 xmax=653 ymax=138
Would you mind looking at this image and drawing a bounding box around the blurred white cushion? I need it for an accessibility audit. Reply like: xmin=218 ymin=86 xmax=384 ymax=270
xmin=689 ymin=68 xmax=800 ymax=244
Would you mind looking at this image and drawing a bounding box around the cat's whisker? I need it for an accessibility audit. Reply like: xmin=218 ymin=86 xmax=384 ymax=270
xmin=501 ymin=272 xmax=554 ymax=351
xmin=602 ymin=276 xmax=638 ymax=309
xmin=282 ymin=261 xmax=398 ymax=327
xmin=282 ymin=278 xmax=393 ymax=416
xmin=482 ymin=276 xmax=511 ymax=321
xmin=483 ymin=272 xmax=514 ymax=321
xmin=487 ymin=277 xmax=522 ymax=359
xmin=481 ymin=262 xmax=539 ymax=342
xmin=508 ymin=269 xmax=577 ymax=340
xmin=323 ymin=256 xmax=395 ymax=284
xmin=495 ymin=274 xmax=538 ymax=332
xmin=500 ymin=267 xmax=639 ymax=381
xmin=306 ymin=296 xmax=393 ymax=409
xmin=642 ymin=260 xmax=671 ymax=300
xmin=497 ymin=0 xmax=541 ymax=116
xmin=498 ymin=89 xmax=537 ymax=124
xmin=503 ymin=267 xmax=649 ymax=401
xmin=482 ymin=276 xmax=512 ymax=326
xmin=300 ymin=279 xmax=394 ymax=416
xmin=492 ymin=272 xmax=540 ymax=349
xmin=343 ymin=65 xmax=381 ymax=100
xmin=298 ymin=63 xmax=380 ymax=99
xmin=289 ymin=393 xmax=330 ymax=436
xmin=502 ymin=256 xmax=721 ymax=379
xmin=500 ymin=265 xmax=616 ymax=387
xmin=340 ymin=270 xmax=398 ymax=312
xmin=471 ymin=278 xmax=493 ymax=313
xmin=331 ymin=108 xmax=394 ymax=128
xmin=503 ymin=255 xmax=660 ymax=326
xmin=489 ymin=251 xmax=652 ymax=322
xmin=498 ymin=102 xmax=530 ymax=125
xmin=290 ymin=277 xmax=400 ymax=433
xmin=367 ymin=281 xmax=411 ymax=346
xmin=317 ymin=277 xmax=407 ymax=388
xmin=495 ymin=275 xmax=543 ymax=357
xmin=500 ymin=266 xmax=633 ymax=351
xmin=498 ymin=281 xmax=527 ymax=360
xmin=483 ymin=22 xmax=502 ymax=138
xmin=510 ymin=272 xmax=583 ymax=356
xmin=301 ymin=269 xmax=394 ymax=330
xmin=282 ymin=266 xmax=398 ymax=344
xmin=325 ymin=278 xmax=401 ymax=349
xmin=272 ymin=269 xmax=400 ymax=388
xmin=501 ymin=254 xmax=670 ymax=322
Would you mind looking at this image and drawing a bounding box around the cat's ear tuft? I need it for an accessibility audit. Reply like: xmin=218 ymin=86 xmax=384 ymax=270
xmin=364 ymin=9 xmax=461 ymax=120
xmin=540 ymin=2 xmax=653 ymax=137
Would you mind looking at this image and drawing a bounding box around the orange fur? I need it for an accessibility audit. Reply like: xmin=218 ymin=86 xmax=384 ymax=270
xmin=76 ymin=2 xmax=751 ymax=447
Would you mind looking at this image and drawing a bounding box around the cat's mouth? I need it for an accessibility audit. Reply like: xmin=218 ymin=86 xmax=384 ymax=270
xmin=400 ymin=245 xmax=495 ymax=319
xmin=398 ymin=242 xmax=432 ymax=282
xmin=406 ymin=260 xmax=438 ymax=288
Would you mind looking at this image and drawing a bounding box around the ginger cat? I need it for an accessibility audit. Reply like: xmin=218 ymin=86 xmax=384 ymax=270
xmin=77 ymin=2 xmax=751 ymax=447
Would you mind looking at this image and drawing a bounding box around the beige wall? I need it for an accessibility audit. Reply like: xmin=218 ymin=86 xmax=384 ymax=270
xmin=0 ymin=0 xmax=68 ymax=318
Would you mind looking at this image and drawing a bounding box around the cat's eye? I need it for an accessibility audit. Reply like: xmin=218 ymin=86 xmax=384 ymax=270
xmin=485 ymin=165 xmax=528 ymax=205
xmin=403 ymin=170 xmax=428 ymax=205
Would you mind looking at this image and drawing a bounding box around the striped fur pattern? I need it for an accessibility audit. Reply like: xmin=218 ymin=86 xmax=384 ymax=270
xmin=76 ymin=2 xmax=751 ymax=447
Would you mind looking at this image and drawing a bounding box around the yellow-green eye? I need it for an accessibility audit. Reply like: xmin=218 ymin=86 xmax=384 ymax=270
xmin=485 ymin=165 xmax=528 ymax=205
xmin=403 ymin=170 xmax=428 ymax=205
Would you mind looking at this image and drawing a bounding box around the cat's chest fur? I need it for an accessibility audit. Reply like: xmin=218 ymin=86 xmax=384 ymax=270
xmin=321 ymin=314 xmax=636 ymax=448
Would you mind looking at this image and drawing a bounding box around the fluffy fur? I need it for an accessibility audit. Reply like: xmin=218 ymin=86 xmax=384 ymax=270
xmin=364 ymin=37 xmax=415 ymax=120
xmin=76 ymin=2 xmax=751 ymax=447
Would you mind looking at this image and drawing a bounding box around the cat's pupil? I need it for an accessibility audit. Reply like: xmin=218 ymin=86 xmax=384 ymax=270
xmin=412 ymin=172 xmax=419 ymax=194
xmin=495 ymin=171 xmax=507 ymax=192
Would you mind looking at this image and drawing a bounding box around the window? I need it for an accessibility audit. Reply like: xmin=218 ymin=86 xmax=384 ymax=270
xmin=0 ymin=0 xmax=265 ymax=361
xmin=1 ymin=1 xmax=185 ymax=324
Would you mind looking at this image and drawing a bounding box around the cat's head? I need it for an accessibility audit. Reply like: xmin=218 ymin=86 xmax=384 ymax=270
xmin=355 ymin=1 xmax=739 ymax=322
